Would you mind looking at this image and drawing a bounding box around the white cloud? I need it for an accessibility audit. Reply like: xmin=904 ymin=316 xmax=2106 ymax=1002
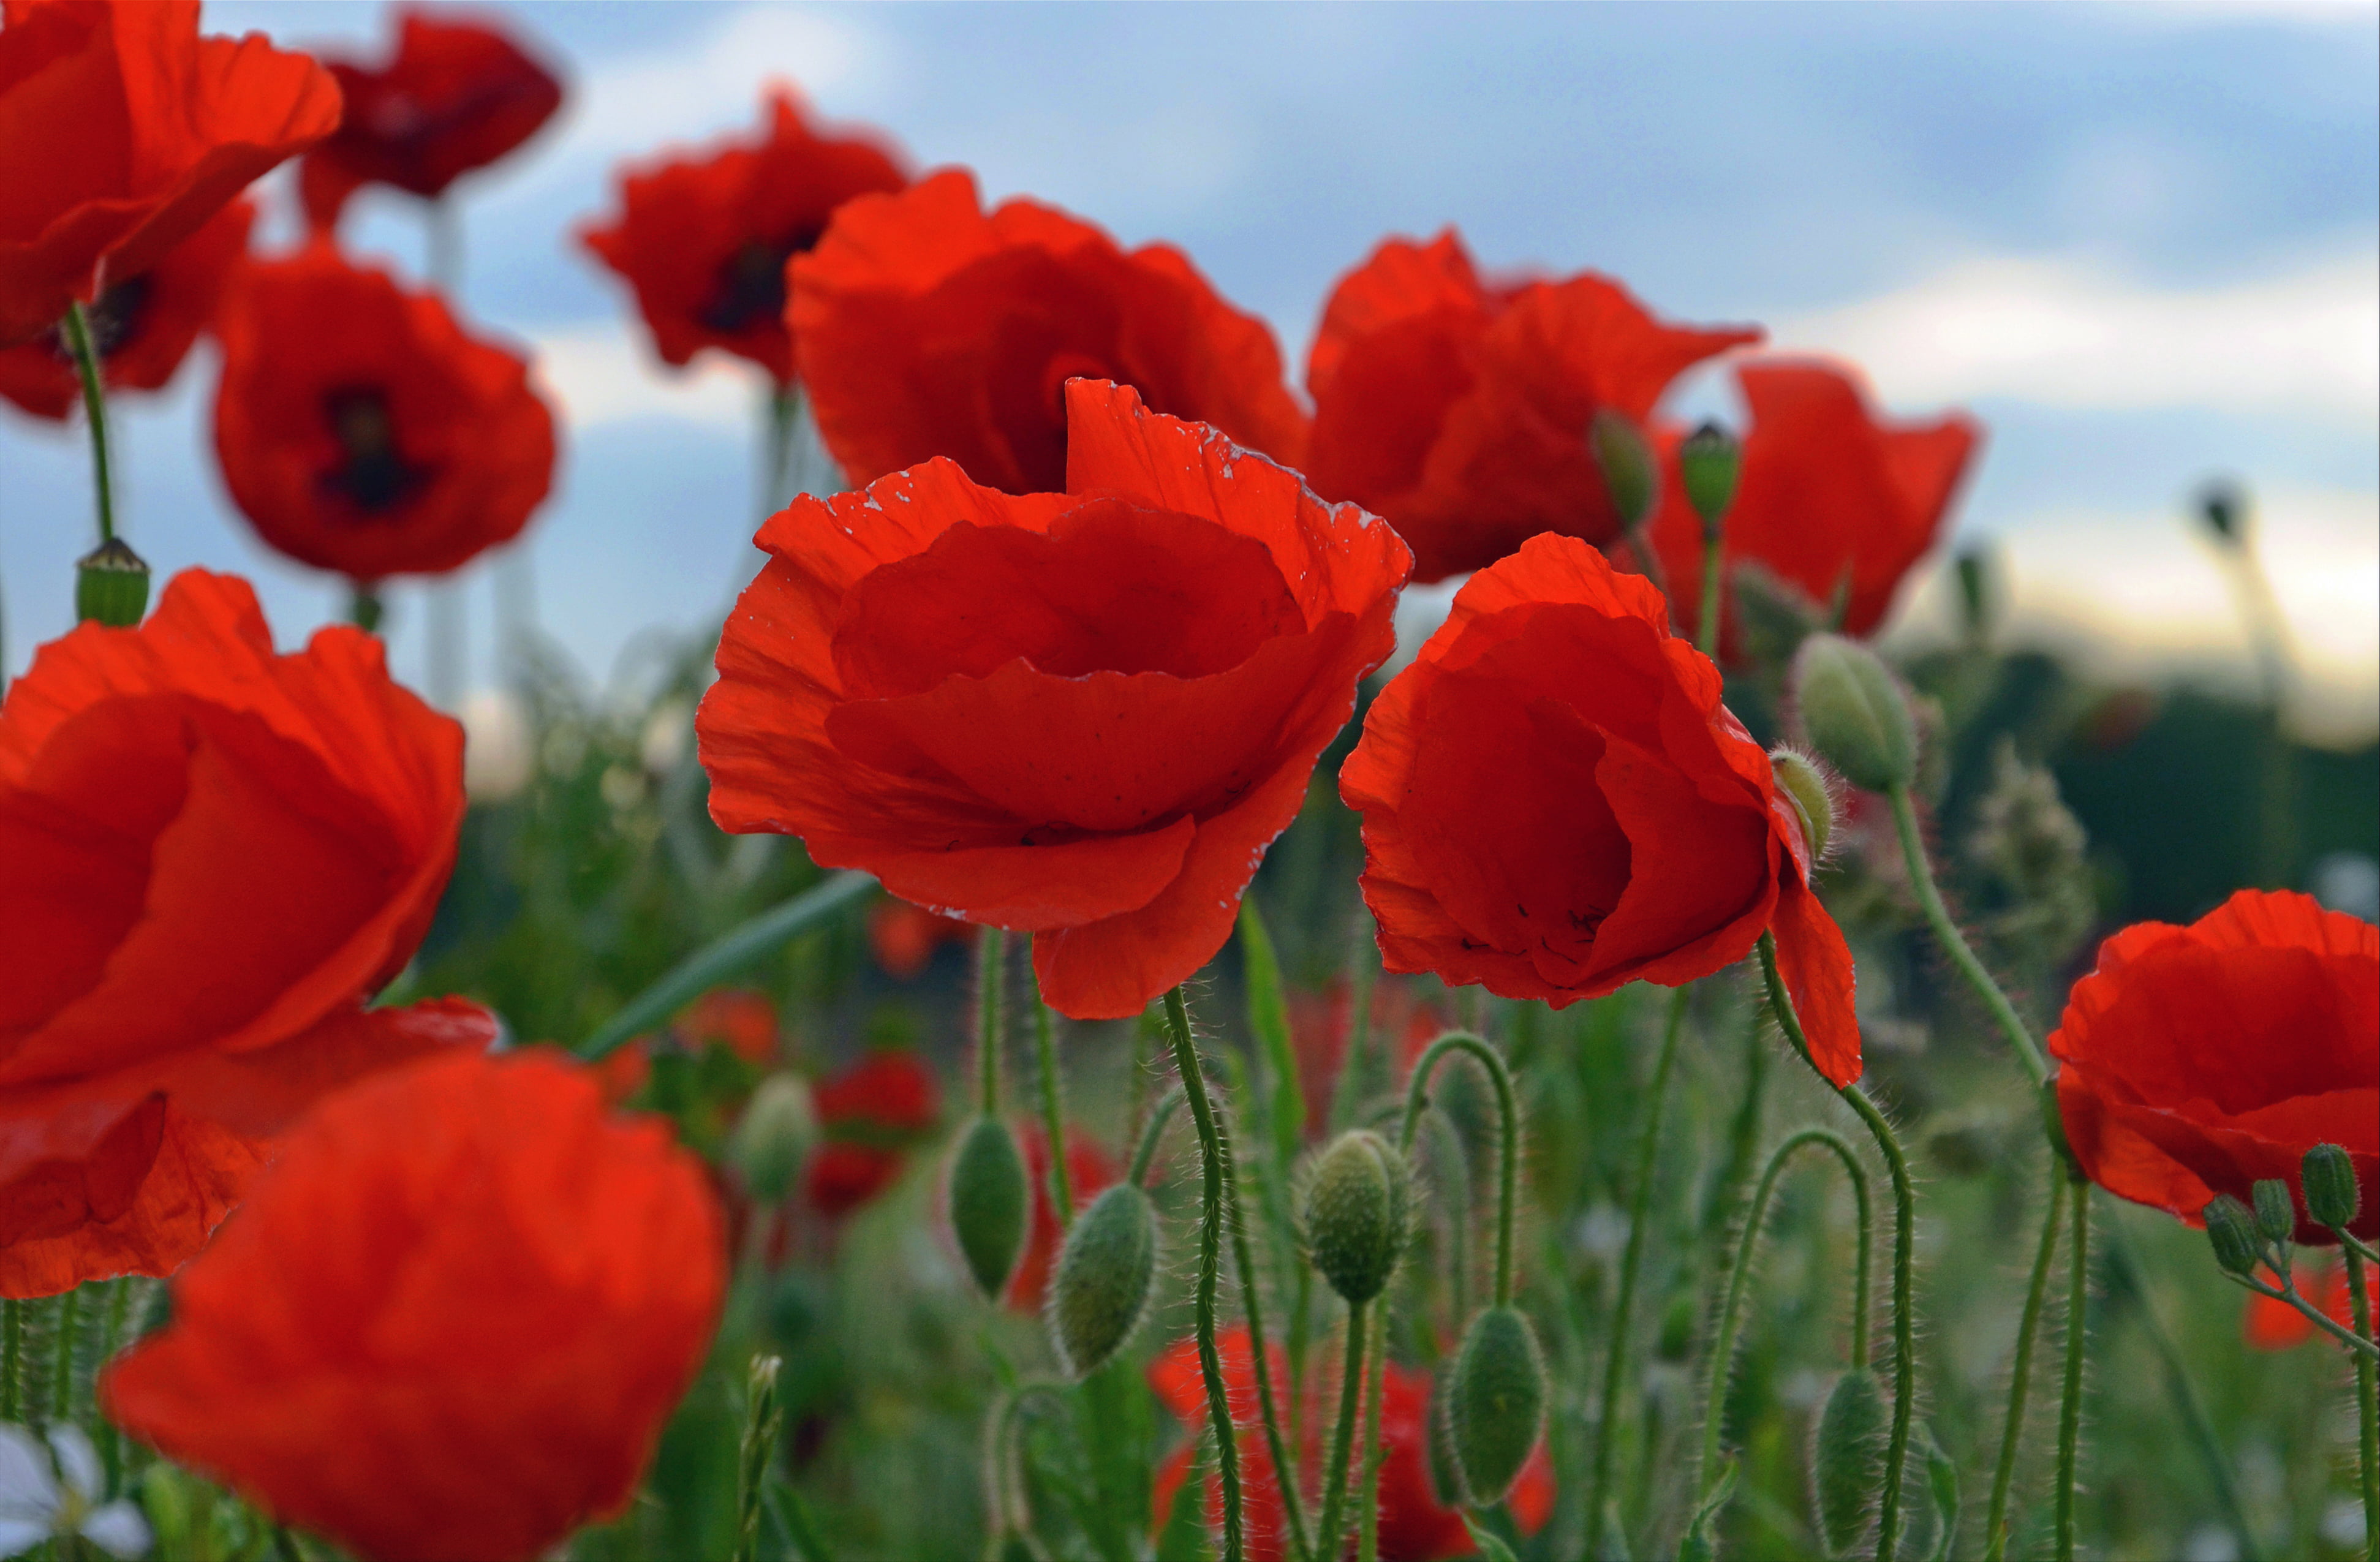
xmin=1774 ymin=249 xmax=2379 ymax=427
xmin=530 ymin=325 xmax=757 ymax=432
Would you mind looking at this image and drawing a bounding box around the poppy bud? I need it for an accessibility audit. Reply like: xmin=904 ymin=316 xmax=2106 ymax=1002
xmin=1768 ymin=748 xmax=1837 ymax=863
xmin=1304 ymin=1130 xmax=1410 ymax=1305
xmin=949 ymin=1117 xmax=1031 ymax=1299
xmin=75 ymin=538 xmax=150 ymax=627
xmin=1955 ymin=549 xmax=1994 ymax=641
xmin=1791 ymin=634 xmax=1917 ymax=794
xmin=1809 ymin=1368 xmax=1887 ymax=1559
xmin=2203 ymin=1194 xmax=2264 ymax=1277
xmin=2196 ymin=478 xmax=2246 ymax=546
xmin=1447 ymin=1304 xmax=1548 ymax=1506
xmin=2250 ymin=1178 xmax=2297 ymax=1245
xmin=1679 ymin=421 xmax=1740 ymax=534
xmin=1046 ymin=1182 xmax=1159 ymax=1378
xmin=2303 ymin=1142 xmax=2360 ymax=1229
xmin=728 ymin=1074 xmax=817 ymax=1205
xmin=1589 ymin=409 xmax=1657 ymax=532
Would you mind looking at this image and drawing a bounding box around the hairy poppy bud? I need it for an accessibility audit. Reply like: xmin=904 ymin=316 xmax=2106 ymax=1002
xmin=75 ymin=537 xmax=151 ymax=627
xmin=1589 ymin=408 xmax=1657 ymax=532
xmin=1447 ymin=1305 xmax=1548 ymax=1506
xmin=949 ymin=1117 xmax=1031 ymax=1299
xmin=2203 ymin=1194 xmax=2264 ymax=1277
xmin=1304 ymin=1130 xmax=1410 ymax=1305
xmin=2303 ymin=1143 xmax=2360 ymax=1230
xmin=1809 ymin=1368 xmax=1887 ymax=1559
xmin=1678 ymin=421 xmax=1740 ymax=533
xmin=2250 ymin=1178 xmax=2297 ymax=1244
xmin=1768 ymin=748 xmax=1837 ymax=863
xmin=1047 ymin=1182 xmax=1159 ymax=1378
xmin=728 ymin=1074 xmax=817 ymax=1205
xmin=1792 ymin=633 xmax=1917 ymax=794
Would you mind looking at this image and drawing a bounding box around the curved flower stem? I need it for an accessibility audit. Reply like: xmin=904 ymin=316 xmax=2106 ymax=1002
xmin=1128 ymin=1087 xmax=1185 ymax=1188
xmin=2224 ymin=1269 xmax=2380 ymax=1360
xmin=2055 ymin=1178 xmax=2091 ymax=1562
xmin=1032 ymin=995 xmax=1073 ymax=1229
xmin=62 ymin=301 xmax=116 ymax=547
xmin=1314 ymin=1298 xmax=1369 ymax=1562
xmin=1216 ymin=1102 xmax=1311 ymax=1562
xmin=1758 ymin=934 xmax=1917 ymax=1562
xmin=1162 ymin=986 xmax=1245 ymax=1562
xmin=1693 ymin=1128 xmax=1870 ymax=1508
xmin=1985 ymin=1160 xmax=2067 ymax=1562
xmin=1358 ymin=1331 xmax=1389 ymax=1562
xmin=1398 ymin=1031 xmax=1521 ymax=1305
xmin=977 ymin=929 xmax=1006 ymax=1116
xmin=2344 ymin=1246 xmax=2378 ymax=1562
xmin=1587 ymin=986 xmax=1690 ymax=1540
xmin=1884 ymin=783 xmax=2047 ymax=1086
xmin=2341 ymin=1231 xmax=2380 ymax=1267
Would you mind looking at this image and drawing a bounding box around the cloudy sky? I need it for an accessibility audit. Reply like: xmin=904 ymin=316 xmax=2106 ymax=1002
xmin=5 ymin=1 xmax=2375 ymax=737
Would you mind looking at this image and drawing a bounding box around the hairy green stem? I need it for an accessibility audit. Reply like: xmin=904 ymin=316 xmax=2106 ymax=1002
xmin=2229 ymin=1268 xmax=2380 ymax=1361
xmin=1426 ymin=1109 xmax=1472 ymax=1318
xmin=1985 ymin=1163 xmax=2066 ymax=1562
xmin=978 ymin=929 xmax=1006 ymax=1115
xmin=1128 ymin=1087 xmax=1185 ymax=1188
xmin=1696 ymin=517 xmax=1726 ymax=657
xmin=2347 ymin=1247 xmax=2379 ymax=1562
xmin=62 ymin=301 xmax=116 ymax=546
xmin=1217 ymin=1102 xmax=1310 ymax=1562
xmin=1315 ymin=1299 xmax=1369 ymax=1562
xmin=1163 ymin=986 xmax=1245 ymax=1562
xmin=1885 ymin=785 xmax=2047 ymax=1085
xmin=1398 ymin=1032 xmax=1521 ymax=1305
xmin=1358 ymin=1331 xmax=1389 ymax=1562
xmin=1032 ymin=996 xmax=1073 ymax=1228
xmin=2056 ymin=1179 xmax=2090 ymax=1562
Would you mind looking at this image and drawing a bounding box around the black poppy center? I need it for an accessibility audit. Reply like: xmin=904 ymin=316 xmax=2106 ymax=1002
xmin=48 ymin=276 xmax=154 ymax=364
xmin=319 ymin=387 xmax=428 ymax=516
xmin=696 ymin=227 xmax=825 ymax=335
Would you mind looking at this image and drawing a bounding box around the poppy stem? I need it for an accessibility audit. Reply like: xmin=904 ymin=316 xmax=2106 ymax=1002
xmin=1696 ymin=515 xmax=1726 ymax=658
xmin=61 ymin=301 xmax=117 ymax=547
xmin=1217 ymin=1100 xmax=1313 ymax=1562
xmin=1757 ymin=932 xmax=1917 ymax=1562
xmin=1031 ymin=994 xmax=1073 ymax=1229
xmin=349 ymin=584 xmax=385 ymax=634
xmin=1313 ymin=1296 xmax=1369 ymax=1562
xmin=1127 ymin=1087 xmax=1185 ymax=1188
xmin=1884 ymin=783 xmax=2048 ymax=1086
xmin=1357 ymin=1330 xmax=1389 ymax=1562
xmin=1397 ymin=1032 xmax=1519 ymax=1308
xmin=0 ymin=1300 xmax=20 ymax=1419
xmin=977 ymin=929 xmax=1006 ymax=1115
xmin=2055 ymin=1177 xmax=2091 ymax=1562
xmin=1586 ymin=984 xmax=1689 ymax=1545
xmin=2223 ymin=1269 xmax=2380 ymax=1361
xmin=734 ymin=1354 xmax=784 ymax=1562
xmin=2343 ymin=1245 xmax=2379 ymax=1562
xmin=1162 ymin=986 xmax=1246 ymax=1562
xmin=1985 ymin=1157 xmax=2066 ymax=1562
xmin=1331 ymin=930 xmax=1380 ymax=1135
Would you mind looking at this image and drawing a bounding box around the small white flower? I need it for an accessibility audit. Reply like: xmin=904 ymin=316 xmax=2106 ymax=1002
xmin=0 ymin=1423 xmax=151 ymax=1560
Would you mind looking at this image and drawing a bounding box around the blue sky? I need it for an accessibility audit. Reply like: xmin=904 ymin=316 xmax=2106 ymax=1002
xmin=4 ymin=1 xmax=2374 ymax=737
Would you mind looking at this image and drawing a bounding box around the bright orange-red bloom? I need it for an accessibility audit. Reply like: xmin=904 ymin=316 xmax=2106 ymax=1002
xmin=213 ymin=241 xmax=556 ymax=583
xmin=298 ymin=7 xmax=562 ymax=231
xmin=673 ymin=988 xmax=779 ymax=1068
xmin=0 ymin=197 xmax=249 ymax=420
xmin=0 ymin=0 xmax=339 ymax=344
xmin=581 ymin=86 xmax=905 ymax=386
xmin=2242 ymin=1261 xmax=2354 ymax=1351
xmin=103 ymin=1049 xmax=725 ymax=1562
xmin=1305 ymin=230 xmax=1758 ymax=584
xmin=700 ymin=379 xmax=1409 ymax=1020
xmin=1647 ymin=359 xmax=1979 ymax=652
xmin=0 ymin=570 xmax=493 ymax=1297
xmin=804 ymin=1048 xmax=941 ymax=1218
xmin=791 ymin=169 xmax=1310 ymax=494
xmin=1341 ymin=533 xmax=1860 ymax=1083
xmin=867 ymin=896 xmax=977 ymax=981
xmin=1004 ymin=1124 xmax=1118 ymax=1313
xmin=2053 ymin=889 xmax=2378 ymax=1243
xmin=1149 ymin=1326 xmax=1554 ymax=1561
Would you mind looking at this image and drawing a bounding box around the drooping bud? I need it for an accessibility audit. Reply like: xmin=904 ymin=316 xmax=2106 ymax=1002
xmin=1303 ymin=1130 xmax=1410 ymax=1305
xmin=948 ymin=1117 xmax=1030 ymax=1299
xmin=1447 ymin=1304 xmax=1548 ymax=1506
xmin=75 ymin=537 xmax=150 ymax=627
xmin=1589 ymin=409 xmax=1657 ymax=532
xmin=1792 ymin=634 xmax=1918 ymax=794
xmin=2203 ymin=1194 xmax=2264 ymax=1277
xmin=2303 ymin=1143 xmax=2361 ymax=1230
xmin=728 ymin=1074 xmax=816 ymax=1205
xmin=2195 ymin=478 xmax=2246 ymax=546
xmin=1678 ymin=421 xmax=1740 ymax=534
xmin=1768 ymin=748 xmax=1837 ymax=863
xmin=2251 ymin=1177 xmax=2297 ymax=1244
xmin=1047 ymin=1182 xmax=1159 ymax=1378
xmin=1809 ymin=1368 xmax=1887 ymax=1559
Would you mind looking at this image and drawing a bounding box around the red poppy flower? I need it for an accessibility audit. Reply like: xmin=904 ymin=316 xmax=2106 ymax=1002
xmin=0 ymin=197 xmax=250 ymax=420
xmin=0 ymin=0 xmax=339 ymax=344
xmin=802 ymin=1142 xmax=905 ymax=1220
xmin=1148 ymin=1326 xmax=1554 ymax=1562
xmin=2052 ymin=889 xmax=2378 ymax=1243
xmin=868 ymin=896 xmax=978 ymax=981
xmin=1304 ymin=229 xmax=1759 ymax=584
xmin=0 ymin=569 xmax=493 ymax=1297
xmin=789 ymin=169 xmax=1310 ymax=494
xmin=1286 ymin=980 xmax=1448 ymax=1139
xmin=580 ymin=86 xmax=905 ymax=386
xmin=102 ymin=1049 xmax=725 ymax=1562
xmin=1003 ymin=1124 xmax=1119 ymax=1314
xmin=672 ymin=987 xmax=779 ymax=1068
xmin=700 ymin=378 xmax=1407 ymax=1019
xmin=297 ymin=7 xmax=562 ymax=232
xmin=2242 ymin=1260 xmax=2354 ymax=1351
xmin=1340 ymin=532 xmax=1860 ymax=1084
xmin=803 ymin=1047 xmax=940 ymax=1218
xmin=1646 ymin=359 xmax=1980 ymax=653
xmin=213 ymin=241 xmax=556 ymax=583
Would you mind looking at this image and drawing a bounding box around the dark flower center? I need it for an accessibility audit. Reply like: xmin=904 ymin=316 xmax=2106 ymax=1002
xmin=697 ymin=227 xmax=825 ymax=335
xmin=47 ymin=276 xmax=154 ymax=363
xmin=320 ymin=388 xmax=427 ymax=516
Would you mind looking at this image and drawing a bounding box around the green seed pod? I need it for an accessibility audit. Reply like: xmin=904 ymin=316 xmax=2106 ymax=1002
xmin=1678 ymin=420 xmax=1741 ymax=532
xmin=2203 ymin=1194 xmax=2264 ymax=1276
xmin=2251 ymin=1177 xmax=2297 ymax=1243
xmin=1304 ymin=1129 xmax=1410 ymax=1305
xmin=2303 ymin=1142 xmax=2362 ymax=1230
xmin=948 ymin=1117 xmax=1030 ymax=1299
xmin=75 ymin=537 xmax=150 ymax=627
xmin=728 ymin=1074 xmax=817 ymax=1205
xmin=1448 ymin=1305 xmax=1548 ymax=1506
xmin=1047 ymin=1182 xmax=1159 ymax=1378
xmin=1792 ymin=633 xmax=1919 ymax=794
xmin=1589 ymin=408 xmax=1658 ymax=530
xmin=1768 ymin=748 xmax=1837 ymax=863
xmin=1809 ymin=1368 xmax=1887 ymax=1559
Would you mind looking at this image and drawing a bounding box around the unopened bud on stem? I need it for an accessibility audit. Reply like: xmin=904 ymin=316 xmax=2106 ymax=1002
xmin=1304 ymin=1129 xmax=1410 ymax=1305
xmin=1447 ymin=1304 xmax=1548 ymax=1506
xmin=1589 ymin=409 xmax=1657 ymax=532
xmin=1679 ymin=421 xmax=1740 ymax=534
xmin=2203 ymin=1194 xmax=2264 ymax=1277
xmin=728 ymin=1074 xmax=816 ymax=1205
xmin=1792 ymin=633 xmax=1918 ymax=793
xmin=2302 ymin=1143 xmax=2360 ymax=1230
xmin=2251 ymin=1177 xmax=2297 ymax=1245
xmin=75 ymin=537 xmax=149 ymax=627
xmin=1047 ymin=1182 xmax=1159 ymax=1378
xmin=949 ymin=1117 xmax=1030 ymax=1299
xmin=1768 ymin=749 xmax=1837 ymax=863
xmin=1810 ymin=1368 xmax=1887 ymax=1559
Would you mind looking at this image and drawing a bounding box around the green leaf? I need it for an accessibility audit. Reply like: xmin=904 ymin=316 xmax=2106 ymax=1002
xmin=1239 ymin=897 xmax=1306 ymax=1178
